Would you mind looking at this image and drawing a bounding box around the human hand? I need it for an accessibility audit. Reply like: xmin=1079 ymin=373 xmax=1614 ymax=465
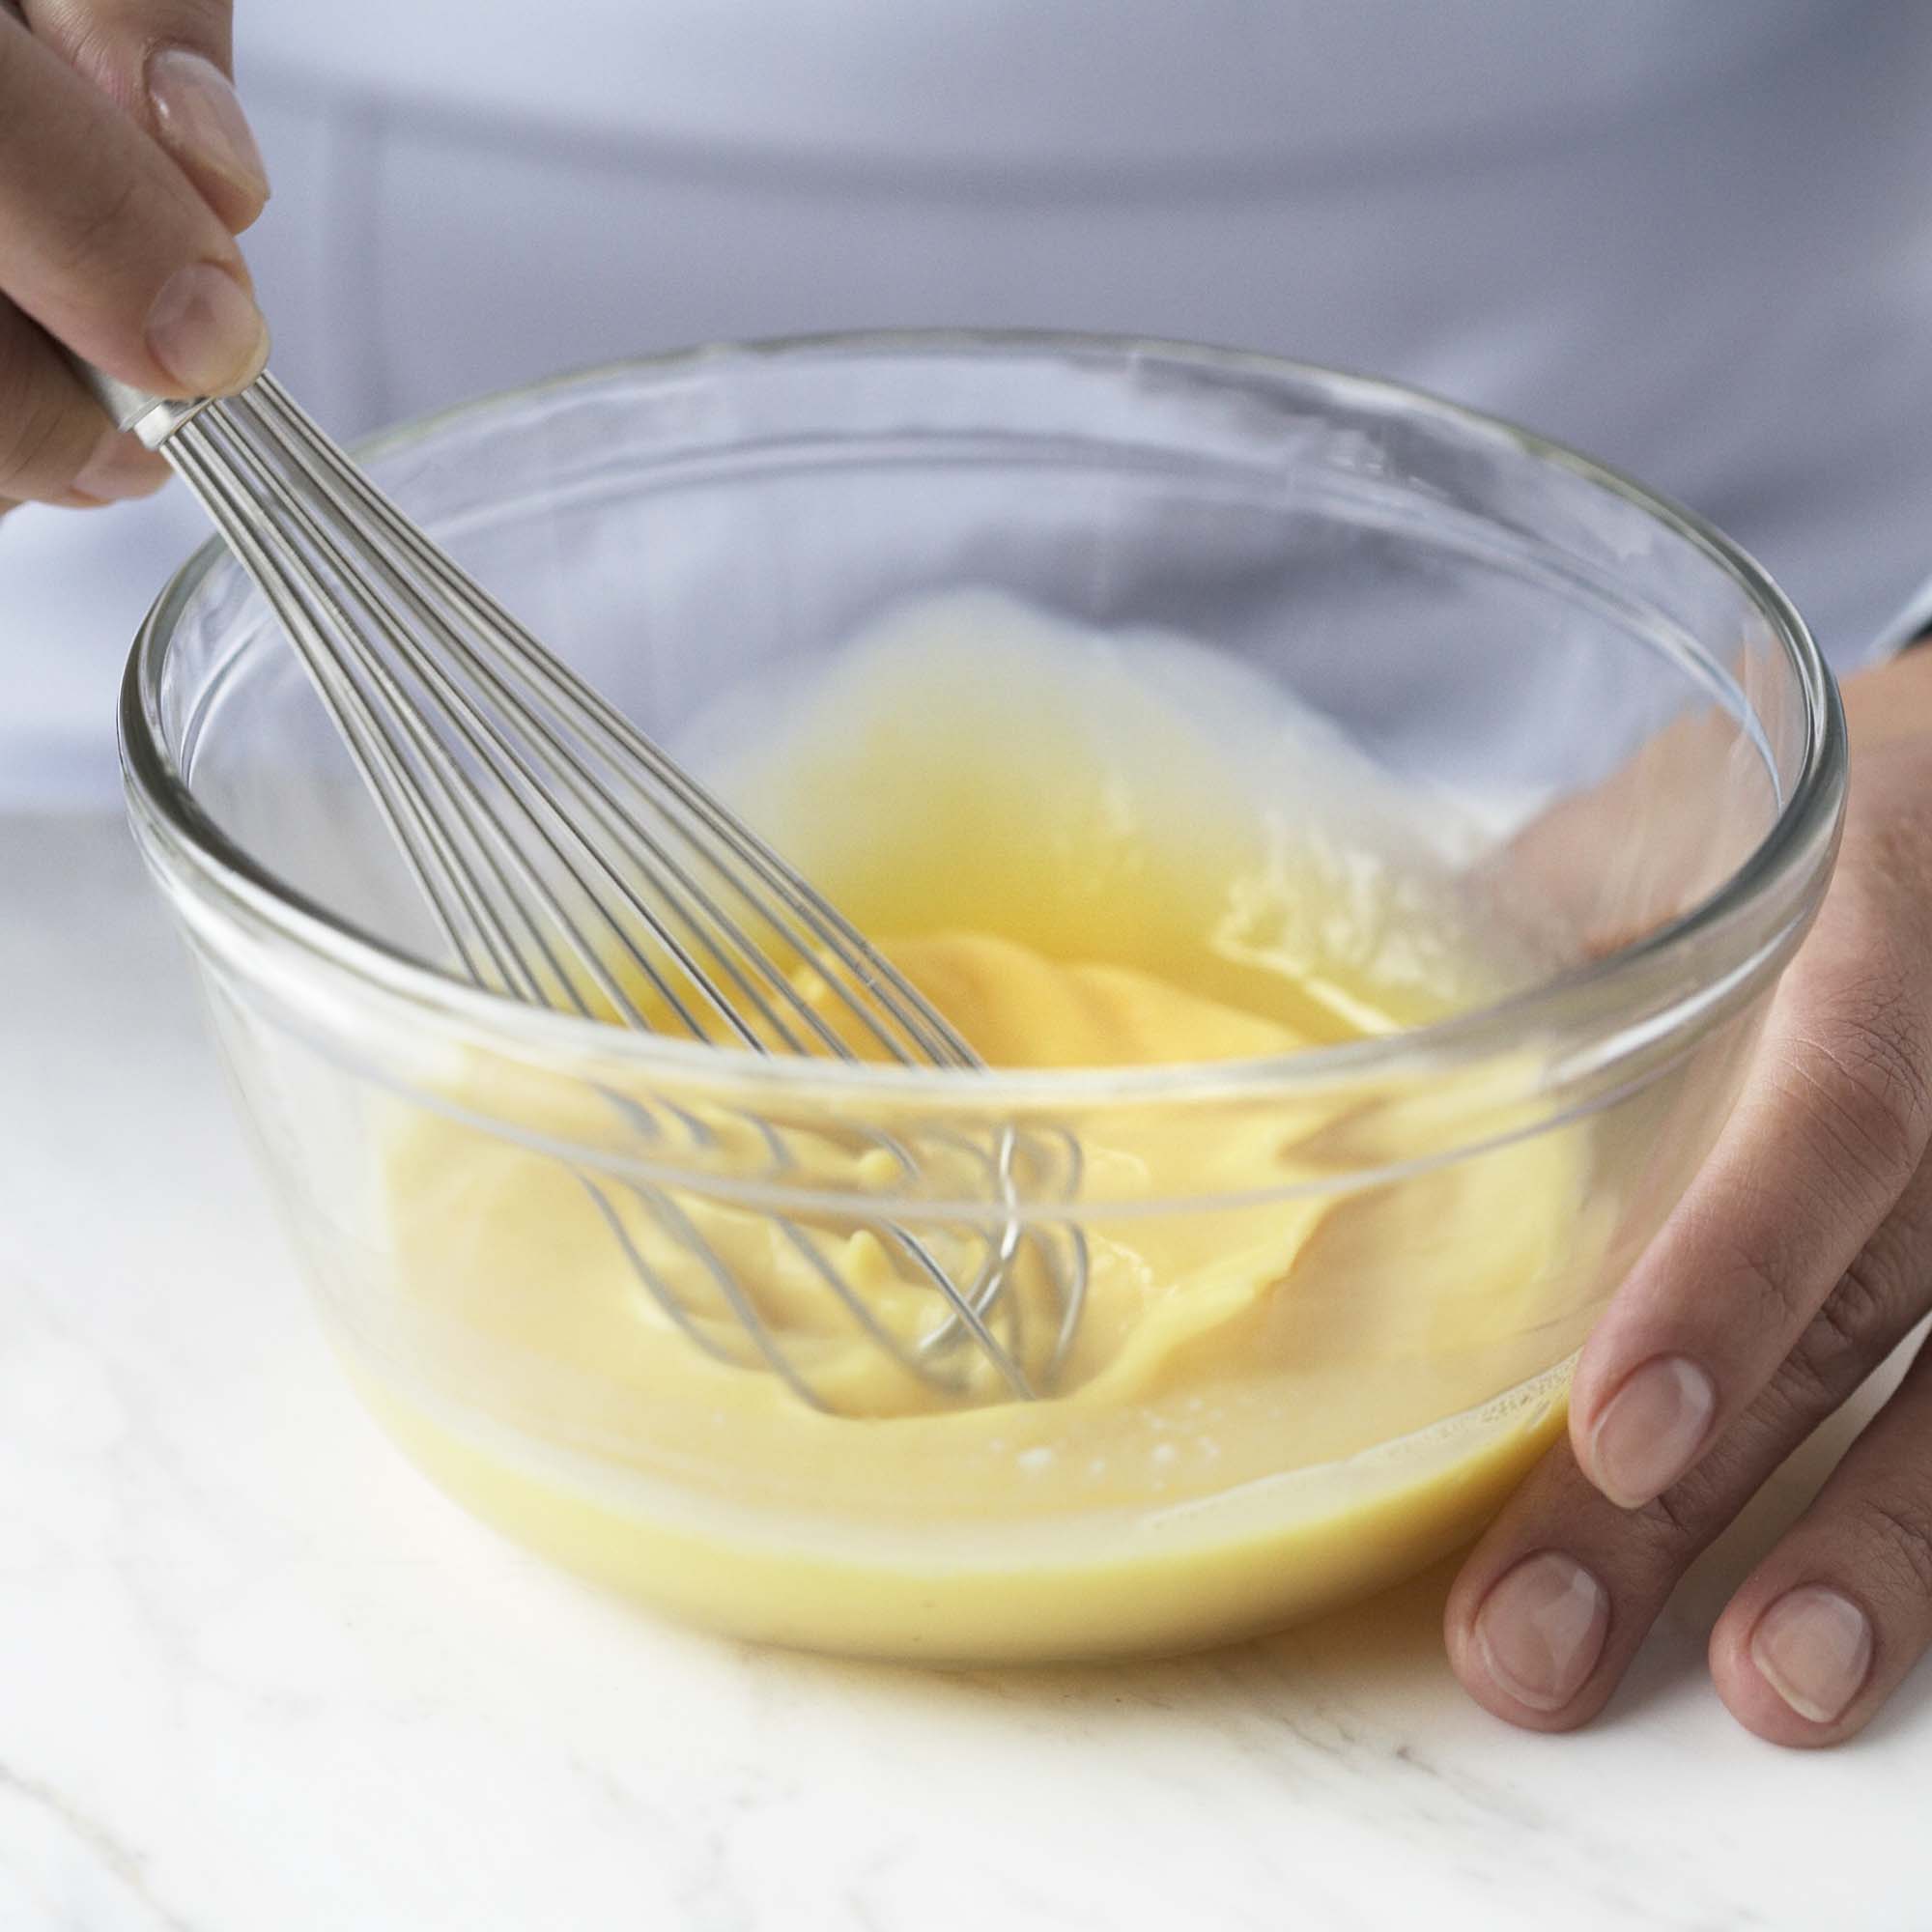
xmin=0 ymin=0 xmax=268 ymax=518
xmin=1447 ymin=642 xmax=1932 ymax=1746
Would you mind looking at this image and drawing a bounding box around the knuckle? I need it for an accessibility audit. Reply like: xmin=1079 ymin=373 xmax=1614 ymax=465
xmin=1615 ymin=1456 xmax=1740 ymax=1562
xmin=1711 ymin=1229 xmax=1808 ymax=1339
xmin=1777 ymin=1247 xmax=1912 ymax=1417
xmin=1631 ymin=1482 xmax=1705 ymax=1550
xmin=1782 ymin=1013 xmax=1931 ymax=1202
xmin=1847 ymin=1494 xmax=1932 ymax=1601
xmin=1585 ymin=1461 xmax=1757 ymax=1596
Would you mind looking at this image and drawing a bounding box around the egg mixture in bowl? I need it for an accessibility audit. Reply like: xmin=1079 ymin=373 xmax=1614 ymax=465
xmin=121 ymin=336 xmax=1842 ymax=1662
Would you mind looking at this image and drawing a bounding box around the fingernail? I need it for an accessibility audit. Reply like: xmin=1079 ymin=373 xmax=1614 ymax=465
xmin=1751 ymin=1586 xmax=1873 ymax=1724
xmin=1473 ymin=1550 xmax=1609 ymax=1711
xmin=1587 ymin=1354 xmax=1717 ymax=1508
xmin=145 ymin=263 xmax=270 ymax=394
xmin=70 ymin=431 xmax=167 ymax=504
xmin=148 ymin=48 xmax=270 ymax=206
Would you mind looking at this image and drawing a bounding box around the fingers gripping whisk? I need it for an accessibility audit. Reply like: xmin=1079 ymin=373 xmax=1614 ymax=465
xmin=117 ymin=368 xmax=1087 ymax=1412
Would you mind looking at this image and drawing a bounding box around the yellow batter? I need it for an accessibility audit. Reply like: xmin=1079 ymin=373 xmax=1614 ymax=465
xmin=350 ymin=596 xmax=1604 ymax=1662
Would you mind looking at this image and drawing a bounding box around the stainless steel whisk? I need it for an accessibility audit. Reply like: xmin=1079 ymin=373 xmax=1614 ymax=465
xmin=85 ymin=360 xmax=1086 ymax=1412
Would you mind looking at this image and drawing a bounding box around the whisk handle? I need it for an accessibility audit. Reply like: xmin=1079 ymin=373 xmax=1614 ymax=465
xmin=71 ymin=358 xmax=215 ymax=450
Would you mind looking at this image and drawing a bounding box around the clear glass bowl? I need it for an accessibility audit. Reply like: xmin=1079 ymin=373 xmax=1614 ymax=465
xmin=121 ymin=334 xmax=1844 ymax=1662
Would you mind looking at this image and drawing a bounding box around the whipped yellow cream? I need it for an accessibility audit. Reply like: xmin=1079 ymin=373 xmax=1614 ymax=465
xmin=353 ymin=596 xmax=1600 ymax=1661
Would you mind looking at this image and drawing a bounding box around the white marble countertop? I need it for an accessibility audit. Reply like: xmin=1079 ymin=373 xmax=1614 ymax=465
xmin=5 ymin=811 xmax=1929 ymax=1932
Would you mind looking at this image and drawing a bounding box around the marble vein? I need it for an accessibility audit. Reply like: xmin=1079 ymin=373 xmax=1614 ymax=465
xmin=0 ymin=1761 xmax=195 ymax=1932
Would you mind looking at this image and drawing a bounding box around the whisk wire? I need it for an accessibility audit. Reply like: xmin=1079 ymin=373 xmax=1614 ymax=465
xmin=182 ymin=408 xmax=721 ymax=1035
xmin=149 ymin=370 xmax=1085 ymax=1412
xmin=232 ymin=387 xmax=858 ymax=1058
xmin=168 ymin=432 xmax=538 ymax=1000
xmin=247 ymin=378 xmax=975 ymax=1069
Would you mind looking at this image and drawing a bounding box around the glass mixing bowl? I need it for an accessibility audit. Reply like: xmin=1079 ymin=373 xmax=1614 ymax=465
xmin=121 ymin=334 xmax=1843 ymax=1663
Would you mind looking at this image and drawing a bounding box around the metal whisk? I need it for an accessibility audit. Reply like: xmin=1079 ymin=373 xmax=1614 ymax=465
xmin=85 ymin=360 xmax=1086 ymax=1412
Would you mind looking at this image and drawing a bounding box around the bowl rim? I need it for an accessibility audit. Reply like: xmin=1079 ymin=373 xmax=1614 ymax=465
xmin=118 ymin=327 xmax=1847 ymax=1107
